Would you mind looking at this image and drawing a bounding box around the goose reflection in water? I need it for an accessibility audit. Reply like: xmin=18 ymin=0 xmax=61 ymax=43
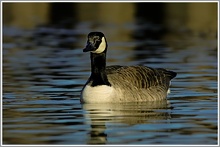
xmin=82 ymin=100 xmax=172 ymax=144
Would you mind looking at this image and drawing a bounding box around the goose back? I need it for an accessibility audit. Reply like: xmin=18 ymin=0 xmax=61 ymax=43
xmin=105 ymin=65 xmax=176 ymax=101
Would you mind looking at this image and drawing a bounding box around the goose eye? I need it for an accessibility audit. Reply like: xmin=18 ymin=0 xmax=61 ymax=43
xmin=94 ymin=37 xmax=101 ymax=42
xmin=94 ymin=37 xmax=102 ymax=48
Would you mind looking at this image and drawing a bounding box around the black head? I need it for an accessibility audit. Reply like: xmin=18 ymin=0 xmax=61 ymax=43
xmin=83 ymin=32 xmax=107 ymax=53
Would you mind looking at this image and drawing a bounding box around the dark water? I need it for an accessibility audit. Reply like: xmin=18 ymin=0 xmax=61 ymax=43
xmin=3 ymin=17 xmax=218 ymax=145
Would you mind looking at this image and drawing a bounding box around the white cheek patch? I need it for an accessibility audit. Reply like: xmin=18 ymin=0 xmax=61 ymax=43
xmin=91 ymin=37 xmax=106 ymax=54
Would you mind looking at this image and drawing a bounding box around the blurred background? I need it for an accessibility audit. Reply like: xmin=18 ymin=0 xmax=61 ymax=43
xmin=2 ymin=2 xmax=218 ymax=145
xmin=2 ymin=2 xmax=217 ymax=64
xmin=3 ymin=2 xmax=217 ymax=32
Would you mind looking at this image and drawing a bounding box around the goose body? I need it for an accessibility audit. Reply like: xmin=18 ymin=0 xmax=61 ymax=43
xmin=81 ymin=32 xmax=177 ymax=103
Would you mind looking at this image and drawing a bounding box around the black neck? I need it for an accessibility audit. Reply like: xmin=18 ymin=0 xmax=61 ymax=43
xmin=90 ymin=51 xmax=111 ymax=87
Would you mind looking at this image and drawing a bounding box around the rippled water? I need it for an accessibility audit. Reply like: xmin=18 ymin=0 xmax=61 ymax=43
xmin=2 ymin=22 xmax=218 ymax=145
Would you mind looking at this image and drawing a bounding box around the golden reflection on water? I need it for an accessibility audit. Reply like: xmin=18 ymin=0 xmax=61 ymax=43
xmin=164 ymin=3 xmax=217 ymax=34
xmin=3 ymin=3 xmax=49 ymax=28
xmin=3 ymin=2 xmax=217 ymax=34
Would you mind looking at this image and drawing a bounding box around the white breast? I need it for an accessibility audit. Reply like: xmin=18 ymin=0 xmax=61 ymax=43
xmin=81 ymin=85 xmax=116 ymax=103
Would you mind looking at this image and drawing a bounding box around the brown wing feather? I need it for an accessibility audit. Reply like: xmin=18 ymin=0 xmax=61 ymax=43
xmin=106 ymin=65 xmax=176 ymax=89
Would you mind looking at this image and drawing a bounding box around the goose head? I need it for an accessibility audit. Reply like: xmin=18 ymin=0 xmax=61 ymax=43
xmin=83 ymin=32 xmax=107 ymax=54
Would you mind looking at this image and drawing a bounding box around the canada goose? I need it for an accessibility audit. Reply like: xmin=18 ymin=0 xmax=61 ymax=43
xmin=81 ymin=32 xmax=177 ymax=103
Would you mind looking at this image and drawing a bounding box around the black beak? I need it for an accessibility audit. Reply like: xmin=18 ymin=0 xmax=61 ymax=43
xmin=83 ymin=42 xmax=96 ymax=52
